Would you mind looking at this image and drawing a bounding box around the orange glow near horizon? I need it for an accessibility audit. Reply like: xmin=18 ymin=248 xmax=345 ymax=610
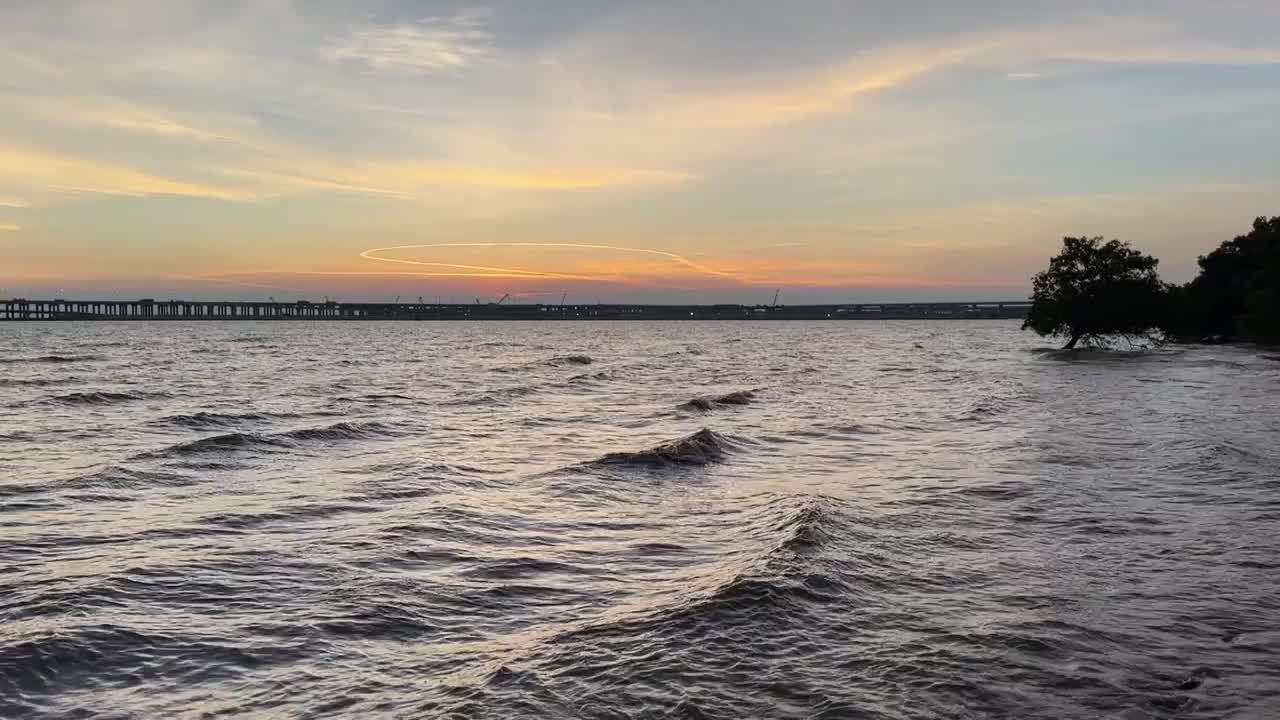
xmin=177 ymin=243 xmax=965 ymax=294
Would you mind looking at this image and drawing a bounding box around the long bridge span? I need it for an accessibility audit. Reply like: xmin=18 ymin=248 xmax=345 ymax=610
xmin=1 ymin=298 xmax=1030 ymax=321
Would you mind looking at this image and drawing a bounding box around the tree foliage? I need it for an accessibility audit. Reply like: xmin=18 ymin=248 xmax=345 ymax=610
xmin=1023 ymin=236 xmax=1167 ymax=349
xmin=1180 ymin=216 xmax=1280 ymax=343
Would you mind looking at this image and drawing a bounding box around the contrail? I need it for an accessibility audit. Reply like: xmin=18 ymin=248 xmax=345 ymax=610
xmin=359 ymin=243 xmax=741 ymax=282
xmin=224 ymin=269 xmax=605 ymax=280
xmin=221 ymin=269 xmax=701 ymax=290
xmin=203 ymin=242 xmax=739 ymax=290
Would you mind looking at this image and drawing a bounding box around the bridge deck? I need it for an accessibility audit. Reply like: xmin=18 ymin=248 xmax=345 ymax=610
xmin=0 ymin=299 xmax=1030 ymax=321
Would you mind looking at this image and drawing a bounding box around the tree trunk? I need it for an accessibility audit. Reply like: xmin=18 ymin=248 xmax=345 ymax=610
xmin=1063 ymin=333 xmax=1081 ymax=350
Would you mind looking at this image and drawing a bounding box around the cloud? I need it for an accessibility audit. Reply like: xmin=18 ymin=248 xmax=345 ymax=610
xmin=18 ymin=94 xmax=247 ymax=143
xmin=0 ymin=222 xmax=18 ymax=232
xmin=205 ymin=159 xmax=693 ymax=201
xmin=1 ymin=145 xmax=252 ymax=201
xmin=1053 ymin=43 xmax=1280 ymax=66
xmin=0 ymin=196 xmax=30 ymax=208
xmin=319 ymin=162 xmax=693 ymax=192
xmin=324 ymin=13 xmax=491 ymax=74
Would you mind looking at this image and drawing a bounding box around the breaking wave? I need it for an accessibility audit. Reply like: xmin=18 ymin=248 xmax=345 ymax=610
xmin=592 ymin=429 xmax=737 ymax=467
xmin=679 ymin=390 xmax=756 ymax=411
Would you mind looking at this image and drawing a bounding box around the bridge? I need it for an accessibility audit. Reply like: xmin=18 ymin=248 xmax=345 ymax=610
xmin=0 ymin=298 xmax=1030 ymax=321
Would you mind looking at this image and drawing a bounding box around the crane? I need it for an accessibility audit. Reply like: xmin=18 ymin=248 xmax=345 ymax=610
xmin=772 ymin=288 xmax=781 ymax=307
xmin=560 ymin=292 xmax=567 ymax=306
xmin=496 ymin=293 xmax=511 ymax=305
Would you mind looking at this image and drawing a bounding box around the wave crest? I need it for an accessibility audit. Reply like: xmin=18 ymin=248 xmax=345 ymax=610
xmin=0 ymin=354 xmax=103 ymax=364
xmin=46 ymin=391 xmax=152 ymax=406
xmin=154 ymin=411 xmax=294 ymax=429
xmin=594 ymin=429 xmax=735 ymax=467
xmin=284 ymin=421 xmax=396 ymax=442
xmin=135 ymin=421 xmax=397 ymax=459
xmin=0 ymin=377 xmax=82 ymax=388
xmin=679 ymin=390 xmax=755 ymax=412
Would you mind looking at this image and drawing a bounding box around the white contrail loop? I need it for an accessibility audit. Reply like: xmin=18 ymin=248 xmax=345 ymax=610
xmin=358 ymin=242 xmax=740 ymax=282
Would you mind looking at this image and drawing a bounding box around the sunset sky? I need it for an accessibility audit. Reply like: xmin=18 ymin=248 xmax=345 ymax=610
xmin=2 ymin=1 xmax=1278 ymax=303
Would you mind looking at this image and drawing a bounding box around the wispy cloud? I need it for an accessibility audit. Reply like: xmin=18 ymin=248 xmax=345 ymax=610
xmin=324 ymin=13 xmax=491 ymax=74
xmin=18 ymin=94 xmax=247 ymax=143
xmin=0 ymin=222 xmax=19 ymax=232
xmin=0 ymin=196 xmax=30 ymax=208
xmin=208 ymin=161 xmax=693 ymax=198
xmin=1 ymin=145 xmax=251 ymax=201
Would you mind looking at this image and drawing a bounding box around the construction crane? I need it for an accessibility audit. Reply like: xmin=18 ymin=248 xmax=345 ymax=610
xmin=496 ymin=293 xmax=511 ymax=305
xmin=560 ymin=292 xmax=568 ymax=306
xmin=772 ymin=288 xmax=781 ymax=307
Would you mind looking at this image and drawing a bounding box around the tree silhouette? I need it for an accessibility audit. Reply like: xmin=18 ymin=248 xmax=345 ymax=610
xmin=1183 ymin=216 xmax=1280 ymax=343
xmin=1024 ymin=236 xmax=1167 ymax=349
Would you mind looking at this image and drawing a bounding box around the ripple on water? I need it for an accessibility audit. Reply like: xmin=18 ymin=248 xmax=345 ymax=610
xmin=0 ymin=322 xmax=1276 ymax=719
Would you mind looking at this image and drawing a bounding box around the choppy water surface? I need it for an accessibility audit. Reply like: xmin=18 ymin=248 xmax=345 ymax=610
xmin=2 ymin=321 xmax=1278 ymax=719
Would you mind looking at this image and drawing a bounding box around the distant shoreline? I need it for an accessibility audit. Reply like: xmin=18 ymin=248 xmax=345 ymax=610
xmin=1 ymin=299 xmax=1030 ymax=321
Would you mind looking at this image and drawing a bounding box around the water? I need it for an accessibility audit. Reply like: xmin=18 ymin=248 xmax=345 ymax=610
xmin=1 ymin=321 xmax=1278 ymax=719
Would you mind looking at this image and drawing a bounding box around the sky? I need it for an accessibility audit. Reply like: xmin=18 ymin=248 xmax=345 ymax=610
xmin=1 ymin=0 xmax=1279 ymax=303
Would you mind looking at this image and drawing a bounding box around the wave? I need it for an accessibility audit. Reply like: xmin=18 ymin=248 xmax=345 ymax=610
xmin=476 ymin=340 xmax=525 ymax=348
xmin=63 ymin=466 xmax=195 ymax=492
xmin=446 ymin=385 xmax=538 ymax=407
xmin=0 ymin=354 xmax=103 ymax=364
xmin=547 ymin=496 xmax=854 ymax=655
xmin=284 ymin=421 xmax=396 ymax=442
xmin=138 ymin=432 xmax=292 ymax=458
xmin=592 ymin=429 xmax=736 ymax=467
xmin=679 ymin=390 xmax=755 ymax=412
xmin=774 ymin=499 xmax=836 ymax=554
xmin=548 ymin=354 xmax=594 ymax=366
xmin=491 ymin=354 xmax=596 ymax=375
xmin=153 ymin=411 xmax=296 ymax=429
xmin=45 ymin=391 xmax=156 ymax=406
xmin=135 ymin=421 xmax=398 ymax=460
xmin=1030 ymin=347 xmax=1165 ymax=362
xmin=0 ymin=625 xmax=304 ymax=699
xmin=0 ymin=377 xmax=82 ymax=388
xmin=568 ymin=371 xmax=612 ymax=383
